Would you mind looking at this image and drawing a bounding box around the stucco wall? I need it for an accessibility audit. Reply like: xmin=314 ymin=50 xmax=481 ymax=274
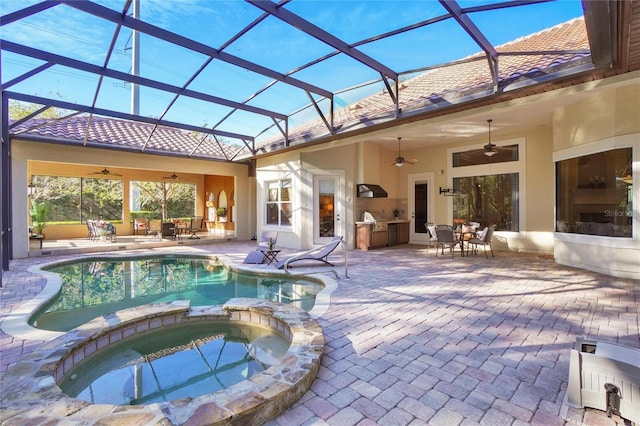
xmin=553 ymin=81 xmax=640 ymax=150
xmin=12 ymin=139 xmax=252 ymax=258
xmin=551 ymin=78 xmax=640 ymax=279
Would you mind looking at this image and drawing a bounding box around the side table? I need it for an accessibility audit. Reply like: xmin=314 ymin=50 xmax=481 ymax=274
xmin=259 ymin=249 xmax=281 ymax=265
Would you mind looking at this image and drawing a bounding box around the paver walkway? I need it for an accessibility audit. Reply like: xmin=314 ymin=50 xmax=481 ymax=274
xmin=1 ymin=241 xmax=638 ymax=425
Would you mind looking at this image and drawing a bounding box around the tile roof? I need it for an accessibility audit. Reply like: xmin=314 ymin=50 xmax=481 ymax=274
xmin=10 ymin=115 xmax=244 ymax=161
xmin=10 ymin=18 xmax=591 ymax=161
xmin=258 ymin=18 xmax=591 ymax=152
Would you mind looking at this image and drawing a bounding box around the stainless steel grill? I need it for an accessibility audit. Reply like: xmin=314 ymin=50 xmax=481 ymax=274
xmin=363 ymin=211 xmax=388 ymax=231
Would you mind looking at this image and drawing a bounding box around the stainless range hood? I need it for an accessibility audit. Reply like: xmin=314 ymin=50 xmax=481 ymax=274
xmin=357 ymin=184 xmax=388 ymax=198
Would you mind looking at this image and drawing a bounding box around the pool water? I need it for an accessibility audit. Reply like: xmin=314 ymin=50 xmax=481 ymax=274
xmin=59 ymin=322 xmax=290 ymax=405
xmin=32 ymin=256 xmax=323 ymax=332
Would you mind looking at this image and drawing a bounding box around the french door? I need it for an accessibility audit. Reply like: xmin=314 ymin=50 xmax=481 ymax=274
xmin=313 ymin=175 xmax=343 ymax=245
xmin=408 ymin=172 xmax=434 ymax=244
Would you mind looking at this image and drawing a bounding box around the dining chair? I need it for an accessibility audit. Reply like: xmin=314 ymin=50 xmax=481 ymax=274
xmin=424 ymin=222 xmax=438 ymax=252
xmin=133 ymin=218 xmax=148 ymax=235
xmin=161 ymin=222 xmax=177 ymax=240
xmin=188 ymin=216 xmax=204 ymax=239
xmin=435 ymin=227 xmax=458 ymax=258
xmin=147 ymin=219 xmax=162 ymax=238
xmin=467 ymin=224 xmax=496 ymax=258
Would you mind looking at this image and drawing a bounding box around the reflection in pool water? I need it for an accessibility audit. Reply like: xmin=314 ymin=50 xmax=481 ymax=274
xmin=60 ymin=322 xmax=290 ymax=405
xmin=32 ymin=256 xmax=323 ymax=332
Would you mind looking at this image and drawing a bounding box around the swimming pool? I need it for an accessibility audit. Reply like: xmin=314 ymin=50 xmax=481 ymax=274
xmin=31 ymin=255 xmax=324 ymax=332
xmin=60 ymin=321 xmax=290 ymax=405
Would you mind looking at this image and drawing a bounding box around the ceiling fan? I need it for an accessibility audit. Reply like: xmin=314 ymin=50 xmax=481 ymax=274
xmin=393 ymin=137 xmax=417 ymax=167
xmin=483 ymin=119 xmax=497 ymax=157
xmin=162 ymin=172 xmax=182 ymax=180
xmin=89 ymin=167 xmax=122 ymax=177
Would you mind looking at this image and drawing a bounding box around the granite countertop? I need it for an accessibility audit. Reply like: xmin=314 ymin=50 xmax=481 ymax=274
xmin=355 ymin=219 xmax=410 ymax=224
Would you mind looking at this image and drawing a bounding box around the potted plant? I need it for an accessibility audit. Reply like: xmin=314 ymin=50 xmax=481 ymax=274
xmin=217 ymin=207 xmax=226 ymax=217
xmin=29 ymin=200 xmax=50 ymax=237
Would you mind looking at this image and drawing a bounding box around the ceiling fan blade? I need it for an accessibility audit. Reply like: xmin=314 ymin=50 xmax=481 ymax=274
xmin=162 ymin=173 xmax=181 ymax=180
xmin=90 ymin=167 xmax=122 ymax=176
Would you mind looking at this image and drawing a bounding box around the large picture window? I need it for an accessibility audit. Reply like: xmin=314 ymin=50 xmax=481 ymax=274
xmin=266 ymin=179 xmax=292 ymax=226
xmin=453 ymin=174 xmax=520 ymax=231
xmin=130 ymin=181 xmax=195 ymax=221
xmin=31 ymin=175 xmax=122 ymax=223
xmin=450 ymin=142 xmax=522 ymax=231
xmin=556 ymin=148 xmax=632 ymax=237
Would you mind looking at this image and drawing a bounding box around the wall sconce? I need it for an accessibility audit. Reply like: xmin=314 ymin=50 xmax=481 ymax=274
xmin=28 ymin=178 xmax=36 ymax=197
xmin=439 ymin=187 xmax=456 ymax=196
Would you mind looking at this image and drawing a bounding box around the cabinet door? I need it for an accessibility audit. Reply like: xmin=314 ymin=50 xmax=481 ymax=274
xmin=371 ymin=230 xmax=389 ymax=248
xmin=398 ymin=222 xmax=410 ymax=244
xmin=356 ymin=224 xmax=371 ymax=250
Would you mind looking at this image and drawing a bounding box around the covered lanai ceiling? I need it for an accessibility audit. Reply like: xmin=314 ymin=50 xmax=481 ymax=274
xmin=1 ymin=0 xmax=636 ymax=163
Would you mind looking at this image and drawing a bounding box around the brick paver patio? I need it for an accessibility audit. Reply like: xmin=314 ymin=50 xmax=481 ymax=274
xmin=1 ymin=241 xmax=638 ymax=425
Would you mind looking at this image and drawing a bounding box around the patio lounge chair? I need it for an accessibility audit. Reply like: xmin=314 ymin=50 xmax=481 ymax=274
xmin=86 ymin=220 xmax=98 ymax=241
xmin=188 ymin=216 xmax=204 ymax=239
xmin=275 ymin=236 xmax=343 ymax=269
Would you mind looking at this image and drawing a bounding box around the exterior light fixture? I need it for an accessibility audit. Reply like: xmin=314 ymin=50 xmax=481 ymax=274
xmin=439 ymin=187 xmax=456 ymax=196
xmin=484 ymin=119 xmax=496 ymax=157
xmin=27 ymin=178 xmax=36 ymax=197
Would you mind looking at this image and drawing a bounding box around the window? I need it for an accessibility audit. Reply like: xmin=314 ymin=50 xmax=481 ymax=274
xmin=453 ymin=144 xmax=519 ymax=167
xmin=450 ymin=142 xmax=522 ymax=231
xmin=31 ymin=175 xmax=122 ymax=223
xmin=130 ymin=181 xmax=195 ymax=220
xmin=453 ymin=174 xmax=520 ymax=231
xmin=556 ymin=148 xmax=632 ymax=237
xmin=266 ymin=179 xmax=292 ymax=226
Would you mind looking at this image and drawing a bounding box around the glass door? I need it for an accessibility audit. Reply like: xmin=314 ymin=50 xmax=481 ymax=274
xmin=408 ymin=172 xmax=434 ymax=244
xmin=313 ymin=175 xmax=342 ymax=244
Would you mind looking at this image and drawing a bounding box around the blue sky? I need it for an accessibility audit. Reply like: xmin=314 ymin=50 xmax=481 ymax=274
xmin=2 ymin=0 xmax=584 ymax=142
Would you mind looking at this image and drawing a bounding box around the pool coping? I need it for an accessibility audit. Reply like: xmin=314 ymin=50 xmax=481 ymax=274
xmin=0 ymin=298 xmax=324 ymax=425
xmin=0 ymin=253 xmax=337 ymax=342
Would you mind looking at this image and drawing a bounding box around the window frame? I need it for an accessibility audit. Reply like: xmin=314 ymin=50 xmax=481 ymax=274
xmin=447 ymin=137 xmax=526 ymax=236
xmin=553 ymin=134 xmax=638 ymax=244
xmin=264 ymin=178 xmax=293 ymax=228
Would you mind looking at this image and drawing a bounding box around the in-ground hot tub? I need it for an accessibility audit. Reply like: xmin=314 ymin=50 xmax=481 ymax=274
xmin=0 ymin=299 xmax=324 ymax=425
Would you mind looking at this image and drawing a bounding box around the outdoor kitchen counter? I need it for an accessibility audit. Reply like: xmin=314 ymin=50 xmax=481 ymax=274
xmin=355 ymin=220 xmax=409 ymax=250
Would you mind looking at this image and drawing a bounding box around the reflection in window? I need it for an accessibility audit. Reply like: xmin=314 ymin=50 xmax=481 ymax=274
xmin=266 ymin=179 xmax=292 ymax=226
xmin=453 ymin=174 xmax=519 ymax=231
xmin=556 ymin=148 xmax=632 ymax=237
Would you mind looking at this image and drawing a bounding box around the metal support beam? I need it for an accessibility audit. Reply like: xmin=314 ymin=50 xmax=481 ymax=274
xmin=246 ymin=0 xmax=398 ymax=81
xmin=0 ymin=1 xmax=61 ymax=26
xmin=439 ymin=0 xmax=499 ymax=91
xmin=2 ymin=41 xmax=286 ymax=121
xmin=1 ymin=92 xmax=11 ymax=272
xmin=60 ymin=0 xmax=333 ymax=99
xmin=305 ymin=91 xmax=333 ymax=135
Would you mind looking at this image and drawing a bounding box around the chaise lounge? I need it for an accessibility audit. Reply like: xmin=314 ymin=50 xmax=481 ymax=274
xmin=275 ymin=236 xmax=343 ymax=269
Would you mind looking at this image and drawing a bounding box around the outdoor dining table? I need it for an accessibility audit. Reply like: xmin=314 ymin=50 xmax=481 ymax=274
xmin=456 ymin=230 xmax=476 ymax=255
